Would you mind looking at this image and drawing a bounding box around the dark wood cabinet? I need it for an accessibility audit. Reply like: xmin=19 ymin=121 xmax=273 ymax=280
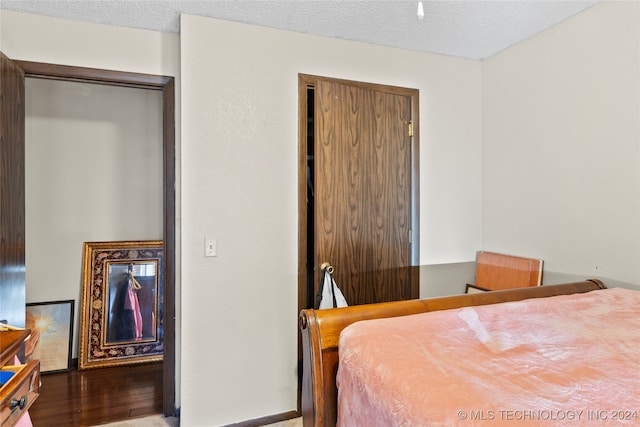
xmin=0 ymin=330 xmax=40 ymax=427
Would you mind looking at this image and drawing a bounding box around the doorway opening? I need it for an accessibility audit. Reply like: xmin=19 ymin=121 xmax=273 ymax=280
xmin=18 ymin=60 xmax=177 ymax=417
xmin=299 ymin=74 xmax=420 ymax=310
xmin=305 ymin=86 xmax=315 ymax=310
xmin=297 ymin=73 xmax=420 ymax=409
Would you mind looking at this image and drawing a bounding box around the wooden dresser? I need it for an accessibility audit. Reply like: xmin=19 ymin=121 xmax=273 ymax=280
xmin=0 ymin=330 xmax=40 ymax=427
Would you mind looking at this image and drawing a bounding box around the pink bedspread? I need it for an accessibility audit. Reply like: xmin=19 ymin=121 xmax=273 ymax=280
xmin=337 ymin=288 xmax=640 ymax=426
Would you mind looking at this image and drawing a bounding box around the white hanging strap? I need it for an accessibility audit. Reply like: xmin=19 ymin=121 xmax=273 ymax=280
xmin=318 ymin=263 xmax=348 ymax=309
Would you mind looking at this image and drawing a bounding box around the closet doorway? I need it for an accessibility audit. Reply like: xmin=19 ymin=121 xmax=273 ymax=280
xmin=298 ymin=74 xmax=420 ymax=310
xmin=8 ymin=58 xmax=176 ymax=416
xmin=297 ymin=74 xmax=420 ymax=411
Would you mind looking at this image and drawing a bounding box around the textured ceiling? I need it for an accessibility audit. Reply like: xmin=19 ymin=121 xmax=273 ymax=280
xmin=0 ymin=0 xmax=602 ymax=60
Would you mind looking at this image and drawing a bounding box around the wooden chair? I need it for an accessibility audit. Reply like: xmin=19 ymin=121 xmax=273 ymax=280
xmin=468 ymin=251 xmax=543 ymax=291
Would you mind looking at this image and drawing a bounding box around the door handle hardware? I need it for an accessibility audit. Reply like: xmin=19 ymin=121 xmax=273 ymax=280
xmin=320 ymin=262 xmax=335 ymax=274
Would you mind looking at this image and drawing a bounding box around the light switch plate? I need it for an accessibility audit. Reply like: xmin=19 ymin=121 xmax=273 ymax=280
xmin=205 ymin=238 xmax=217 ymax=257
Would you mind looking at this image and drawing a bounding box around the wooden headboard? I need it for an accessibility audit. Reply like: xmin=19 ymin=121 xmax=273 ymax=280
xmin=298 ymin=279 xmax=606 ymax=427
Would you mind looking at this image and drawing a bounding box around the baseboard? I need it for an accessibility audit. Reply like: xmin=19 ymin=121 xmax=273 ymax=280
xmin=224 ymin=410 xmax=299 ymax=427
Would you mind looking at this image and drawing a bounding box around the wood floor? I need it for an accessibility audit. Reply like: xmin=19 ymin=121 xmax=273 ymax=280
xmin=27 ymin=362 xmax=164 ymax=427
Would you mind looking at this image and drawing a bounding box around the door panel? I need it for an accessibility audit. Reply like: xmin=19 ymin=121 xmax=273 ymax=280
xmin=314 ymin=79 xmax=415 ymax=305
xmin=0 ymin=52 xmax=26 ymax=327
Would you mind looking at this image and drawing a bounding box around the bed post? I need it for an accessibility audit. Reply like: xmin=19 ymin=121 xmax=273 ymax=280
xmin=299 ymin=310 xmax=324 ymax=427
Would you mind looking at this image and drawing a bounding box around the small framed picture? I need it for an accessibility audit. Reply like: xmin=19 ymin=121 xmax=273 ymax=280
xmin=465 ymin=284 xmax=490 ymax=294
xmin=26 ymin=300 xmax=74 ymax=373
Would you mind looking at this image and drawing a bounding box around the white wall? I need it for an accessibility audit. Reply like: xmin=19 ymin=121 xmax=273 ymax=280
xmin=0 ymin=11 xmax=179 ymax=75
xmin=25 ymin=78 xmax=163 ymax=358
xmin=482 ymin=0 xmax=640 ymax=285
xmin=180 ymin=15 xmax=481 ymax=426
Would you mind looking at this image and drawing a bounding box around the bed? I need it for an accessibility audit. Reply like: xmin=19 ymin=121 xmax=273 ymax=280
xmin=298 ymin=279 xmax=640 ymax=426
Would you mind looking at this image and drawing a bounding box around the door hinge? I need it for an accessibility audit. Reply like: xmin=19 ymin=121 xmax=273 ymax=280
xmin=409 ymin=229 xmax=413 ymax=243
xmin=407 ymin=121 xmax=414 ymax=137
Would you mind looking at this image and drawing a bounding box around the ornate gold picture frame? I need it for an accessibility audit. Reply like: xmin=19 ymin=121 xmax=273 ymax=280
xmin=79 ymin=240 xmax=163 ymax=370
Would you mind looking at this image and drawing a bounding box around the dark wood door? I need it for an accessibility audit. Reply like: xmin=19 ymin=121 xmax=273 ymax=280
xmin=0 ymin=52 xmax=26 ymax=327
xmin=313 ymin=78 xmax=418 ymax=305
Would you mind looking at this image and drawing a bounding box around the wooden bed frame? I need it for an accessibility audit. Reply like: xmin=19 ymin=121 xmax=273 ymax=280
xmin=298 ymin=279 xmax=606 ymax=427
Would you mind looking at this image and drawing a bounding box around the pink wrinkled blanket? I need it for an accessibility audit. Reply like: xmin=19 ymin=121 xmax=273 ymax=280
xmin=337 ymin=288 xmax=640 ymax=426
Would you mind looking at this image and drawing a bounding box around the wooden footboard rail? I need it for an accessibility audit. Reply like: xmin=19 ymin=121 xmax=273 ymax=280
xmin=298 ymin=279 xmax=606 ymax=427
